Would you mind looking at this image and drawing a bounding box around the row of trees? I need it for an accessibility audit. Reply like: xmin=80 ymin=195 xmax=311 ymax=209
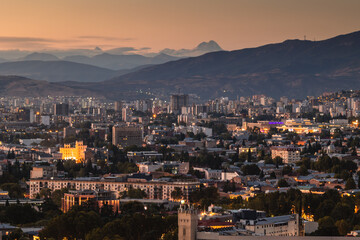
xmin=40 ymin=202 xmax=178 ymax=240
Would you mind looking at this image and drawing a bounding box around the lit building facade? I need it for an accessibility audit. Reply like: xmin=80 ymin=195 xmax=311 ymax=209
xmin=271 ymin=146 xmax=301 ymax=164
xmin=59 ymin=141 xmax=87 ymax=163
xmin=28 ymin=178 xmax=200 ymax=201
xmin=61 ymin=189 xmax=114 ymax=213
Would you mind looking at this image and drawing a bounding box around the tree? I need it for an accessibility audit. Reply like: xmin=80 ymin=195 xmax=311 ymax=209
xmin=351 ymin=146 xmax=357 ymax=156
xmin=119 ymin=201 xmax=145 ymax=215
xmin=345 ymin=177 xmax=356 ymax=190
xmin=189 ymin=186 xmax=219 ymax=208
xmin=241 ymin=164 xmax=260 ymax=175
xmin=0 ymin=183 xmax=24 ymax=198
xmin=39 ymin=188 xmax=51 ymax=198
xmin=223 ymin=181 xmax=236 ymax=193
xmin=40 ymin=208 xmax=102 ymax=240
xmin=298 ymin=165 xmax=309 ymax=176
xmin=259 ymin=170 xmax=264 ymax=179
xmin=171 ymin=187 xmax=183 ymax=200
xmin=0 ymin=204 xmax=43 ymax=225
xmin=127 ymin=188 xmax=147 ymax=199
xmin=314 ymin=216 xmax=339 ymax=236
xmin=277 ymin=179 xmax=289 ymax=188
xmin=282 ymin=165 xmax=292 ymax=175
xmin=335 ymin=219 xmax=351 ymax=236
xmin=51 ymin=188 xmax=68 ymax=207
xmin=273 ymin=156 xmax=283 ymax=166
xmin=247 ymin=148 xmax=252 ymax=162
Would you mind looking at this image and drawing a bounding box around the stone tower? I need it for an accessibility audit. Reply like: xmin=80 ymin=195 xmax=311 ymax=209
xmin=178 ymin=204 xmax=198 ymax=240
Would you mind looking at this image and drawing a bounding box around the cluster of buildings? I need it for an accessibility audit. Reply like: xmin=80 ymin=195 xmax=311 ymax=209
xmin=2 ymin=91 xmax=360 ymax=238
xmin=178 ymin=205 xmax=319 ymax=240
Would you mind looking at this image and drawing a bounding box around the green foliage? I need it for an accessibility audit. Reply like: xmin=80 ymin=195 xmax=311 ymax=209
xmin=222 ymin=181 xmax=236 ymax=193
xmin=201 ymin=122 xmax=228 ymax=136
xmin=277 ymin=179 xmax=289 ymax=188
xmin=345 ymin=177 xmax=357 ymax=190
xmin=40 ymin=208 xmax=102 ymax=240
xmin=314 ymin=155 xmax=357 ymax=174
xmin=0 ymin=183 xmax=24 ymax=198
xmin=121 ymin=188 xmax=147 ymax=199
xmin=335 ymin=219 xmax=352 ymax=236
xmin=116 ymin=162 xmax=138 ymax=173
xmin=313 ymin=216 xmax=339 ymax=236
xmin=171 ymin=187 xmax=183 ymax=200
xmin=189 ymin=186 xmax=219 ymax=208
xmin=51 ymin=188 xmax=69 ymax=207
xmin=273 ymin=156 xmax=283 ymax=166
xmin=188 ymin=151 xmax=223 ymax=169
xmin=119 ymin=201 xmax=145 ymax=215
xmin=298 ymin=165 xmax=309 ymax=176
xmin=241 ymin=164 xmax=260 ymax=175
xmin=282 ymin=165 xmax=293 ymax=175
xmin=85 ymin=214 xmax=177 ymax=240
xmin=39 ymin=188 xmax=51 ymax=198
xmin=0 ymin=204 xmax=43 ymax=225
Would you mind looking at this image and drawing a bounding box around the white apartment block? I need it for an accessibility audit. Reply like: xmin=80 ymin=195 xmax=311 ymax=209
xmin=271 ymin=146 xmax=300 ymax=164
xmin=242 ymin=214 xmax=301 ymax=236
xmin=28 ymin=178 xmax=200 ymax=201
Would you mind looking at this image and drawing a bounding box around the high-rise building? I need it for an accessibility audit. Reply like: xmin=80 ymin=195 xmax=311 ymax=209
xmin=112 ymin=124 xmax=143 ymax=148
xmin=54 ymin=103 xmax=69 ymax=116
xmin=122 ymin=107 xmax=132 ymax=122
xmin=17 ymin=108 xmax=30 ymax=122
xmin=114 ymin=101 xmax=122 ymax=112
xmin=170 ymin=94 xmax=189 ymax=114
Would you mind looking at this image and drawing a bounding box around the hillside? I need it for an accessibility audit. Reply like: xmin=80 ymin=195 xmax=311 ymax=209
xmin=63 ymin=53 xmax=179 ymax=70
xmin=21 ymin=52 xmax=60 ymax=61
xmin=0 ymin=76 xmax=101 ymax=97
xmin=94 ymin=30 xmax=360 ymax=99
xmin=0 ymin=61 xmax=115 ymax=82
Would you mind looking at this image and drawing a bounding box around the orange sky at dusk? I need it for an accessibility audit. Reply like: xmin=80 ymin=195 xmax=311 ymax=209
xmin=0 ymin=0 xmax=359 ymax=51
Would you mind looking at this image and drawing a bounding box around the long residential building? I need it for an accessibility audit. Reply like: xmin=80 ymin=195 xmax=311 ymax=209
xmin=28 ymin=178 xmax=200 ymax=201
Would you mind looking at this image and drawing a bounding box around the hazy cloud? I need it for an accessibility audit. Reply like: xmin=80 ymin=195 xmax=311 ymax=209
xmin=104 ymin=46 xmax=155 ymax=55
xmin=0 ymin=36 xmax=55 ymax=43
xmin=78 ymin=36 xmax=135 ymax=41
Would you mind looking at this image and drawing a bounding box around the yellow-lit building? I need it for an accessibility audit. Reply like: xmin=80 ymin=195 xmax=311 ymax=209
xmin=59 ymin=141 xmax=87 ymax=163
xmin=276 ymin=119 xmax=321 ymax=134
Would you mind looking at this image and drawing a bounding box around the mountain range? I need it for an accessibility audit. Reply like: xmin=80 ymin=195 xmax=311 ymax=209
xmin=1 ymin=31 xmax=360 ymax=99
xmin=159 ymin=40 xmax=223 ymax=57
xmin=62 ymin=53 xmax=179 ymax=70
xmin=89 ymin=30 xmax=360 ymax=99
xmin=0 ymin=40 xmax=223 ymax=71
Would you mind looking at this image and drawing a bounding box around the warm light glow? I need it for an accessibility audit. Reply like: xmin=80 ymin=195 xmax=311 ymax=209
xmin=59 ymin=141 xmax=87 ymax=163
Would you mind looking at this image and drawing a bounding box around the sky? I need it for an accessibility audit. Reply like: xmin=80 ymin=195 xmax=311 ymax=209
xmin=0 ymin=0 xmax=359 ymax=51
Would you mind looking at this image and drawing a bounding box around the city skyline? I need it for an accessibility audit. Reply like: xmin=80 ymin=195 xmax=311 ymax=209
xmin=0 ymin=0 xmax=359 ymax=51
